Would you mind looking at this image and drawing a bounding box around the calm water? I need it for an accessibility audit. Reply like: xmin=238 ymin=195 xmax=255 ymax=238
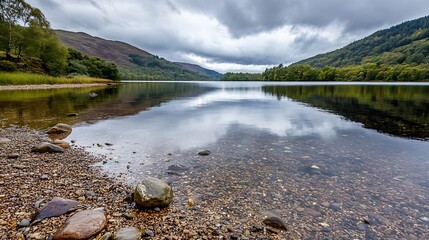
xmin=1 ymin=81 xmax=429 ymax=238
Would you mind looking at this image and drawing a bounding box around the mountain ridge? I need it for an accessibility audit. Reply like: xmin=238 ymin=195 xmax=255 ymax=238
xmin=294 ymin=15 xmax=429 ymax=67
xmin=55 ymin=30 xmax=220 ymax=80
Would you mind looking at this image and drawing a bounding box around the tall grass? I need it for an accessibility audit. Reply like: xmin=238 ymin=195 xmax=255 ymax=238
xmin=0 ymin=72 xmax=113 ymax=85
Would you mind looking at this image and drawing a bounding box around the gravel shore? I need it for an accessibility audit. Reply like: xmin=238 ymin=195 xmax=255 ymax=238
xmin=0 ymin=84 xmax=111 ymax=91
xmin=0 ymin=128 xmax=282 ymax=239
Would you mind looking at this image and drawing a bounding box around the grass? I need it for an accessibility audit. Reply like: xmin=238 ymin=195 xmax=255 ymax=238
xmin=0 ymin=72 xmax=114 ymax=85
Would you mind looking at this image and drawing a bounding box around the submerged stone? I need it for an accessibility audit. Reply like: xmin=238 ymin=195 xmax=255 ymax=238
xmin=198 ymin=150 xmax=211 ymax=156
xmin=263 ymin=216 xmax=287 ymax=231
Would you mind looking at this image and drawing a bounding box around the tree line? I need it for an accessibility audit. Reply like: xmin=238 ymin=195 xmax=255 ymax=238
xmin=261 ymin=63 xmax=429 ymax=81
xmin=0 ymin=0 xmax=119 ymax=80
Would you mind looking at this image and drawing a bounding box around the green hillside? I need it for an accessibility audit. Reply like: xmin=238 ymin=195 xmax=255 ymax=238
xmin=296 ymin=16 xmax=429 ymax=67
xmin=55 ymin=30 xmax=213 ymax=81
xmin=175 ymin=62 xmax=223 ymax=80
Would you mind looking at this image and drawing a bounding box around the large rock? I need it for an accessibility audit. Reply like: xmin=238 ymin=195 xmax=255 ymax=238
xmin=47 ymin=123 xmax=72 ymax=140
xmin=32 ymin=142 xmax=64 ymax=153
xmin=134 ymin=177 xmax=173 ymax=208
xmin=54 ymin=209 xmax=106 ymax=240
xmin=114 ymin=227 xmax=141 ymax=240
xmin=263 ymin=216 xmax=287 ymax=231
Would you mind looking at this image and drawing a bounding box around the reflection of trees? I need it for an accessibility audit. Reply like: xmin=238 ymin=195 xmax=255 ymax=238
xmin=0 ymin=82 xmax=203 ymax=129
xmin=263 ymin=85 xmax=429 ymax=140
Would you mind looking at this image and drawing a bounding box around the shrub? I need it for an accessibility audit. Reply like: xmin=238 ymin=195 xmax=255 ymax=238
xmin=0 ymin=60 xmax=17 ymax=72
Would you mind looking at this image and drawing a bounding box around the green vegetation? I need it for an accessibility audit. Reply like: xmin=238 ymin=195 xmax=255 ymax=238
xmin=262 ymin=63 xmax=429 ymax=81
xmin=0 ymin=0 xmax=120 ymax=82
xmin=296 ymin=16 xmax=429 ymax=68
xmin=120 ymin=54 xmax=210 ymax=80
xmin=263 ymin=85 xmax=429 ymax=140
xmin=0 ymin=72 xmax=112 ymax=85
xmin=261 ymin=16 xmax=429 ymax=82
xmin=56 ymin=30 xmax=216 ymax=81
xmin=221 ymin=72 xmax=262 ymax=81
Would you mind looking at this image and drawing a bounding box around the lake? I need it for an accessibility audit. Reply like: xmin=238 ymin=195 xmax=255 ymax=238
xmin=1 ymin=81 xmax=429 ymax=238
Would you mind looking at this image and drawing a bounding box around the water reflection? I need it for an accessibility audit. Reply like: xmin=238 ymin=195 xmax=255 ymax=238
xmin=263 ymin=85 xmax=429 ymax=140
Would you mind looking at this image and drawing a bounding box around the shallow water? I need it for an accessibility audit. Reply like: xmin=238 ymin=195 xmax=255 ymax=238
xmin=1 ymin=81 xmax=429 ymax=238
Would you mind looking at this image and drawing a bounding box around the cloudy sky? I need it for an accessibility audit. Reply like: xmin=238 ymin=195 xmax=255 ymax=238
xmin=27 ymin=0 xmax=429 ymax=73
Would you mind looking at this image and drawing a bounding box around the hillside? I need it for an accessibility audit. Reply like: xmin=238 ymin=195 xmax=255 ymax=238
xmin=175 ymin=62 xmax=223 ymax=80
xmin=295 ymin=16 xmax=429 ymax=68
xmin=55 ymin=30 xmax=214 ymax=80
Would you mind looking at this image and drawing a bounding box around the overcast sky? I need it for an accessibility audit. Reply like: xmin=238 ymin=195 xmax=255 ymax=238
xmin=27 ymin=0 xmax=429 ymax=73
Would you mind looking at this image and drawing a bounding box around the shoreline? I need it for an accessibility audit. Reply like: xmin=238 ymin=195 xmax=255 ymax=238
xmin=0 ymin=127 xmax=282 ymax=239
xmin=0 ymin=83 xmax=114 ymax=91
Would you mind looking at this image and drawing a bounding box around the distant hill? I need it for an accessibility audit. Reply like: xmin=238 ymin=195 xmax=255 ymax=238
xmin=295 ymin=16 xmax=429 ymax=67
xmin=175 ymin=62 xmax=223 ymax=80
xmin=55 ymin=30 xmax=214 ymax=80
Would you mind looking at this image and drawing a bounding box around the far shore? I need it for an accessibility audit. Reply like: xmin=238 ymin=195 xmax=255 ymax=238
xmin=0 ymin=83 xmax=115 ymax=91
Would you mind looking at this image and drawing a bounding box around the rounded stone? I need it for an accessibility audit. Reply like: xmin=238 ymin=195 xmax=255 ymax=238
xmin=134 ymin=177 xmax=173 ymax=208
xmin=54 ymin=209 xmax=106 ymax=240
xmin=113 ymin=227 xmax=141 ymax=240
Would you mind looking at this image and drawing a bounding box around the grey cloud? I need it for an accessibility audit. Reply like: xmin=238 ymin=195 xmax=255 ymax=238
xmin=26 ymin=0 xmax=429 ymax=72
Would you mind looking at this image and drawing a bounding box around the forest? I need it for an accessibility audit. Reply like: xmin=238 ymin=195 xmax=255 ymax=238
xmin=0 ymin=0 xmax=119 ymax=80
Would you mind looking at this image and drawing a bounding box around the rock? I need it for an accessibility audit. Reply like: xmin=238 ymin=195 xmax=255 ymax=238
xmin=18 ymin=219 xmax=31 ymax=228
xmin=66 ymin=113 xmax=79 ymax=117
xmin=105 ymin=143 xmax=114 ymax=146
xmin=320 ymin=222 xmax=329 ymax=228
xmin=32 ymin=142 xmax=64 ymax=153
xmin=54 ymin=209 xmax=106 ymax=240
xmin=329 ymin=203 xmax=342 ymax=212
xmin=51 ymin=140 xmax=70 ymax=149
xmin=47 ymin=123 xmax=72 ymax=140
xmin=304 ymin=208 xmax=322 ymax=217
xmin=357 ymin=223 xmax=367 ymax=231
xmin=99 ymin=232 xmax=112 ymax=240
xmin=114 ymin=227 xmax=141 ymax=240
xmin=262 ymin=216 xmax=287 ymax=231
xmin=0 ymin=137 xmax=11 ymax=144
xmin=33 ymin=198 xmax=79 ymax=221
xmin=40 ymin=175 xmax=49 ymax=180
xmin=311 ymin=165 xmax=320 ymax=170
xmin=7 ymin=153 xmax=20 ymax=159
xmin=143 ymin=230 xmax=154 ymax=237
xmin=134 ymin=177 xmax=173 ymax=208
xmin=421 ymin=217 xmax=429 ymax=222
xmin=89 ymin=92 xmax=98 ymax=97
xmin=197 ymin=150 xmax=211 ymax=156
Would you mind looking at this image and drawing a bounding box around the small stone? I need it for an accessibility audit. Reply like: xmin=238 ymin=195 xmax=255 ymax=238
xmin=33 ymin=198 xmax=79 ymax=221
xmin=320 ymin=222 xmax=329 ymax=228
xmin=31 ymin=142 xmax=64 ymax=153
xmin=124 ymin=213 xmax=135 ymax=220
xmin=329 ymin=203 xmax=342 ymax=212
xmin=144 ymin=230 xmax=154 ymax=237
xmin=99 ymin=232 xmax=112 ymax=240
xmin=296 ymin=207 xmax=305 ymax=212
xmin=197 ymin=150 xmax=211 ymax=156
xmin=47 ymin=123 xmax=72 ymax=140
xmin=105 ymin=143 xmax=113 ymax=146
xmin=51 ymin=140 xmax=70 ymax=149
xmin=114 ymin=227 xmax=141 ymax=240
xmin=40 ymin=175 xmax=49 ymax=180
xmin=421 ymin=217 xmax=429 ymax=222
xmin=357 ymin=224 xmax=367 ymax=231
xmin=263 ymin=216 xmax=287 ymax=231
xmin=304 ymin=208 xmax=322 ymax=217
xmin=18 ymin=219 xmax=31 ymax=228
xmin=311 ymin=165 xmax=320 ymax=170
xmin=7 ymin=153 xmax=20 ymax=159
xmin=66 ymin=113 xmax=79 ymax=117
xmin=0 ymin=138 xmax=11 ymax=144
xmin=154 ymin=207 xmax=161 ymax=212
xmin=89 ymin=92 xmax=98 ymax=97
